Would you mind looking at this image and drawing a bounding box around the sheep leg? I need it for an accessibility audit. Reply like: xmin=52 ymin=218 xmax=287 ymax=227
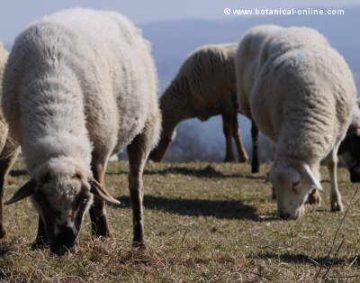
xmin=127 ymin=128 xmax=153 ymax=248
xmin=0 ymin=148 xmax=18 ymax=238
xmin=251 ymin=120 xmax=260 ymax=173
xmin=89 ymin=163 xmax=111 ymax=237
xmin=31 ymin=217 xmax=49 ymax=249
xmin=231 ymin=114 xmax=249 ymax=163
xmin=149 ymin=123 xmax=177 ymax=162
xmin=328 ymin=152 xmax=343 ymax=212
xmin=222 ymin=114 xmax=235 ymax=162
xmin=306 ymin=190 xmax=322 ymax=206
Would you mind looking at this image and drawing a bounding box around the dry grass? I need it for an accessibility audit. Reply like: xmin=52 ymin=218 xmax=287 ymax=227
xmin=1 ymin=160 xmax=360 ymax=282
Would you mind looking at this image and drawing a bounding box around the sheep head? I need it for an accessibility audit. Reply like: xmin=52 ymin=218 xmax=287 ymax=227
xmin=269 ymin=159 xmax=322 ymax=220
xmin=5 ymin=158 xmax=119 ymax=255
xmin=338 ymin=114 xmax=360 ymax=183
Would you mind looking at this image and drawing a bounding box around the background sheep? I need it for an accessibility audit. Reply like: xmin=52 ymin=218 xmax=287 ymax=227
xmin=0 ymin=42 xmax=19 ymax=239
xmin=236 ymin=26 xmax=356 ymax=219
xmin=2 ymin=8 xmax=161 ymax=254
xmin=338 ymin=101 xmax=360 ymax=182
xmin=149 ymin=43 xmax=248 ymax=163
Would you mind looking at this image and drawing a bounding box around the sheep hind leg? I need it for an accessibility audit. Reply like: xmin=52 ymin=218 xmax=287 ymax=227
xmin=127 ymin=126 xmax=155 ymax=248
xmin=251 ymin=120 xmax=260 ymax=173
xmin=90 ymin=163 xmax=111 ymax=238
xmin=231 ymin=114 xmax=248 ymax=163
xmin=0 ymin=148 xmax=18 ymax=238
xmin=328 ymin=150 xmax=343 ymax=212
xmin=306 ymin=190 xmax=322 ymax=206
xmin=222 ymin=115 xmax=235 ymax=162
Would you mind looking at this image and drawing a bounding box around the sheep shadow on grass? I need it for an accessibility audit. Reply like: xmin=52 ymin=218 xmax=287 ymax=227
xmin=116 ymin=195 xmax=261 ymax=221
xmin=108 ymin=165 xmax=266 ymax=180
xmin=253 ymin=252 xmax=360 ymax=267
xmin=0 ymin=244 xmax=13 ymax=280
xmin=0 ymin=243 xmax=13 ymax=258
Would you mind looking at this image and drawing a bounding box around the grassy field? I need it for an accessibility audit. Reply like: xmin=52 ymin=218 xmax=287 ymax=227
xmin=0 ymin=160 xmax=360 ymax=282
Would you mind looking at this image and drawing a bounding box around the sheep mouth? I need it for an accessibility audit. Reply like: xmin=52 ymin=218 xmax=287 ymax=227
xmin=50 ymin=242 xmax=78 ymax=256
xmin=50 ymin=238 xmax=78 ymax=255
xmin=50 ymin=227 xmax=78 ymax=255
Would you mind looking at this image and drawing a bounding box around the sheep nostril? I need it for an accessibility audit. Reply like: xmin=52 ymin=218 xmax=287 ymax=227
xmin=56 ymin=227 xmax=77 ymax=245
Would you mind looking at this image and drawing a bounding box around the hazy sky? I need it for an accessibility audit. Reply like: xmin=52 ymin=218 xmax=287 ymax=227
xmin=0 ymin=0 xmax=358 ymax=43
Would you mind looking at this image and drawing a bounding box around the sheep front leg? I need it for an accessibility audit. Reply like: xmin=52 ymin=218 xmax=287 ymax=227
xmin=127 ymin=128 xmax=153 ymax=248
xmin=0 ymin=148 xmax=18 ymax=238
xmin=31 ymin=217 xmax=49 ymax=249
xmin=231 ymin=114 xmax=249 ymax=163
xmin=222 ymin=114 xmax=235 ymax=162
xmin=251 ymin=120 xmax=260 ymax=173
xmin=328 ymin=153 xmax=343 ymax=212
xmin=90 ymin=163 xmax=111 ymax=237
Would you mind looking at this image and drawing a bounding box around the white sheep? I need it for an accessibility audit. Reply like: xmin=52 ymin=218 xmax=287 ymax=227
xmin=149 ymin=43 xmax=248 ymax=163
xmin=0 ymin=42 xmax=19 ymax=239
xmin=2 ymin=8 xmax=161 ymax=254
xmin=236 ymin=26 xmax=356 ymax=219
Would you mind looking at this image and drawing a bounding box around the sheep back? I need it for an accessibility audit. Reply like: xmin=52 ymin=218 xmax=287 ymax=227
xmin=2 ymin=8 xmax=160 ymax=174
xmin=251 ymin=27 xmax=356 ymax=163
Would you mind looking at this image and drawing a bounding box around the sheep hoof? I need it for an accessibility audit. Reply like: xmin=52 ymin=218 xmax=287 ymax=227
xmin=91 ymin=213 xmax=111 ymax=238
xmin=91 ymin=225 xmax=111 ymax=238
xmin=306 ymin=190 xmax=321 ymax=206
xmin=331 ymin=201 xmax=344 ymax=212
xmin=238 ymin=155 xmax=249 ymax=163
xmin=132 ymin=241 xmax=146 ymax=250
xmin=224 ymin=157 xmax=235 ymax=163
xmin=251 ymin=166 xmax=260 ymax=174
xmin=271 ymin=187 xmax=277 ymax=200
xmin=31 ymin=239 xmax=49 ymax=250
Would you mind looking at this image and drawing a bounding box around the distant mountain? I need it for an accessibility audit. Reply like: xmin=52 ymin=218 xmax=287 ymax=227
xmin=141 ymin=7 xmax=360 ymax=161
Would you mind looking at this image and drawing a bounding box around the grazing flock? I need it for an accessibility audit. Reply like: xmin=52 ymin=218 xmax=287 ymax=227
xmin=0 ymin=8 xmax=358 ymax=255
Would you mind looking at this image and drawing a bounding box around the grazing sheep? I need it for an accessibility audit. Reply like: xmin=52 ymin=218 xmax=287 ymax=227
xmin=0 ymin=43 xmax=19 ymax=238
xmin=236 ymin=26 xmax=356 ymax=219
xmin=2 ymin=8 xmax=161 ymax=254
xmin=149 ymin=43 xmax=249 ymax=163
xmin=338 ymin=102 xmax=360 ymax=182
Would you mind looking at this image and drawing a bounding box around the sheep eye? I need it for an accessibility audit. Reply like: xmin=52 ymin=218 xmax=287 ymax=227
xmin=39 ymin=172 xmax=51 ymax=184
xmin=293 ymin=181 xmax=300 ymax=187
xmin=72 ymin=172 xmax=83 ymax=180
xmin=292 ymin=181 xmax=300 ymax=193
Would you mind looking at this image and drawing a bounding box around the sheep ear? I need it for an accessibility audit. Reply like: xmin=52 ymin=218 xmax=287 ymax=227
xmin=270 ymin=161 xmax=300 ymax=186
xmin=90 ymin=179 xmax=120 ymax=205
xmin=302 ymin=164 xmax=323 ymax=191
xmin=5 ymin=179 xmax=36 ymax=205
